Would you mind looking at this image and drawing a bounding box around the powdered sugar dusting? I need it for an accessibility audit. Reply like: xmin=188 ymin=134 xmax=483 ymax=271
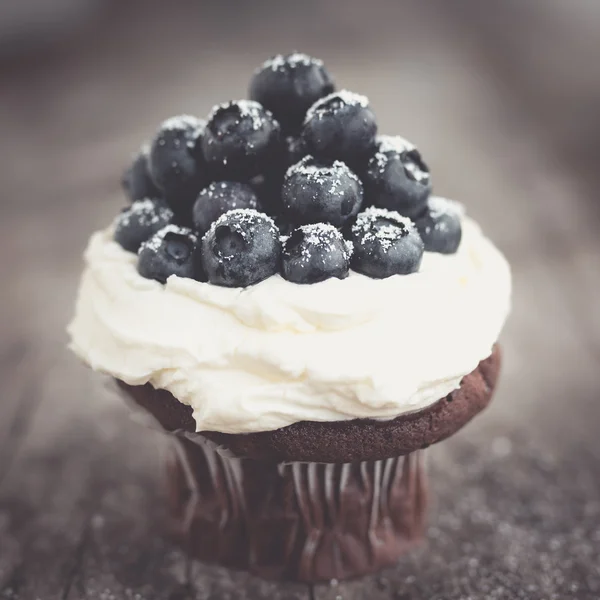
xmin=428 ymin=196 xmax=465 ymax=218
xmin=116 ymin=199 xmax=173 ymax=229
xmin=304 ymin=89 xmax=369 ymax=124
xmin=161 ymin=115 xmax=202 ymax=133
xmin=377 ymin=134 xmax=415 ymax=154
xmin=352 ymin=207 xmax=415 ymax=252
xmin=238 ymin=100 xmax=271 ymax=130
xmin=418 ymin=197 xmax=464 ymax=238
xmin=372 ymin=135 xmax=429 ymax=183
xmin=140 ymin=224 xmax=196 ymax=254
xmin=260 ymin=52 xmax=323 ymax=72
xmin=156 ymin=115 xmax=205 ymax=151
xmin=285 ymin=223 xmax=352 ymax=267
xmin=374 ymin=136 xmax=414 ymax=174
xmin=205 ymin=208 xmax=278 ymax=244
xmin=207 ymin=100 xmax=273 ymax=132
xmin=199 ymin=181 xmax=257 ymax=209
xmin=403 ymin=151 xmax=430 ymax=184
xmin=344 ymin=239 xmax=354 ymax=257
xmin=203 ymin=181 xmax=233 ymax=198
xmin=373 ymin=150 xmax=389 ymax=174
xmin=305 ymin=223 xmax=352 ymax=260
xmin=285 ymin=156 xmax=361 ymax=189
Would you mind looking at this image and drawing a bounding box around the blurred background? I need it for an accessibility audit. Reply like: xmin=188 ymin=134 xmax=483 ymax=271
xmin=0 ymin=1 xmax=599 ymax=599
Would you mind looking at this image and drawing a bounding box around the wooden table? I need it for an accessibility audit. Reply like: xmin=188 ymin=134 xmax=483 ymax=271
xmin=1 ymin=1 xmax=599 ymax=598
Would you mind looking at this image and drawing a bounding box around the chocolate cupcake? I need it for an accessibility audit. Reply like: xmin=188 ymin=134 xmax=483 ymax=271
xmin=68 ymin=53 xmax=511 ymax=583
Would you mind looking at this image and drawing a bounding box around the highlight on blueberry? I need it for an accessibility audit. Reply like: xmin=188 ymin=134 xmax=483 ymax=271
xmin=302 ymin=90 xmax=377 ymax=167
xmin=348 ymin=207 xmax=424 ymax=278
xmin=122 ymin=145 xmax=161 ymax=202
xmin=250 ymin=53 xmax=335 ymax=134
xmin=202 ymin=100 xmax=281 ymax=180
xmin=201 ymin=209 xmax=281 ymax=287
xmin=114 ymin=198 xmax=174 ymax=253
xmin=414 ymin=196 xmax=463 ymax=254
xmin=137 ymin=225 xmax=198 ymax=283
xmin=364 ymin=135 xmax=431 ymax=219
xmin=282 ymin=223 xmax=352 ymax=284
xmin=148 ymin=115 xmax=207 ymax=215
xmin=282 ymin=156 xmax=363 ymax=227
xmin=192 ymin=181 xmax=259 ymax=236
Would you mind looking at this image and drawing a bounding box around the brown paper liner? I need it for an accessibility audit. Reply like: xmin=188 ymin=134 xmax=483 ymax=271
xmin=165 ymin=435 xmax=428 ymax=583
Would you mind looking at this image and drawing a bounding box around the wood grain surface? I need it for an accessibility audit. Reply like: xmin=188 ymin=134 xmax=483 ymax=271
xmin=1 ymin=1 xmax=599 ymax=598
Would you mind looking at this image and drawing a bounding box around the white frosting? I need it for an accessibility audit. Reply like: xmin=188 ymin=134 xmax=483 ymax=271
xmin=68 ymin=216 xmax=511 ymax=434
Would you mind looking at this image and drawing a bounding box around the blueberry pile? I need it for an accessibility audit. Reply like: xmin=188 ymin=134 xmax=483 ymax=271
xmin=116 ymin=53 xmax=463 ymax=287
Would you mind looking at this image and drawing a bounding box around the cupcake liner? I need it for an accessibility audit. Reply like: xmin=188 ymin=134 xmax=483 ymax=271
xmin=166 ymin=435 xmax=428 ymax=583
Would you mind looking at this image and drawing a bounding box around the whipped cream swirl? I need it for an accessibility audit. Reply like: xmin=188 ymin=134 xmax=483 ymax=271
xmin=68 ymin=214 xmax=511 ymax=434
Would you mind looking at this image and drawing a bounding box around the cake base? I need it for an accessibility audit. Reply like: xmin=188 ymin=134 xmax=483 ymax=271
xmin=166 ymin=436 xmax=427 ymax=583
xmin=117 ymin=347 xmax=501 ymax=581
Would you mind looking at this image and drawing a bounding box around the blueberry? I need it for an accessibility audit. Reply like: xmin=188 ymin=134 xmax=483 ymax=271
xmin=282 ymin=156 xmax=363 ymax=227
xmin=148 ymin=115 xmax=208 ymax=217
xmin=282 ymin=223 xmax=352 ymax=284
xmin=248 ymin=174 xmax=278 ymax=215
xmin=114 ymin=198 xmax=174 ymax=253
xmin=201 ymin=209 xmax=281 ymax=287
xmin=249 ymin=53 xmax=335 ymax=134
xmin=302 ymin=90 xmax=377 ymax=167
xmin=364 ymin=135 xmax=431 ymax=219
xmin=122 ymin=145 xmax=161 ymax=202
xmin=348 ymin=207 xmax=424 ymax=278
xmin=137 ymin=225 xmax=199 ymax=283
xmin=285 ymin=135 xmax=307 ymax=167
xmin=274 ymin=217 xmax=296 ymax=239
xmin=192 ymin=181 xmax=259 ymax=237
xmin=414 ymin=196 xmax=463 ymax=254
xmin=202 ymin=100 xmax=281 ymax=180
xmin=248 ymin=137 xmax=306 ymax=217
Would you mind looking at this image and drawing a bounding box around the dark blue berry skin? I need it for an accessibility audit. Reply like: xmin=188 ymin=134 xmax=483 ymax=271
xmin=414 ymin=196 xmax=462 ymax=254
xmin=302 ymin=90 xmax=377 ymax=168
xmin=137 ymin=226 xmax=199 ymax=283
xmin=248 ymin=174 xmax=278 ymax=215
xmin=282 ymin=223 xmax=351 ymax=284
xmin=285 ymin=135 xmax=307 ymax=167
xmin=274 ymin=217 xmax=296 ymax=239
xmin=348 ymin=207 xmax=424 ymax=278
xmin=201 ymin=209 xmax=281 ymax=287
xmin=282 ymin=156 xmax=363 ymax=227
xmin=114 ymin=198 xmax=174 ymax=253
xmin=148 ymin=116 xmax=208 ymax=219
xmin=192 ymin=181 xmax=259 ymax=237
xmin=364 ymin=135 xmax=431 ymax=220
xmin=122 ymin=145 xmax=161 ymax=202
xmin=248 ymin=136 xmax=307 ymax=218
xmin=249 ymin=53 xmax=335 ymax=135
xmin=202 ymin=100 xmax=281 ymax=180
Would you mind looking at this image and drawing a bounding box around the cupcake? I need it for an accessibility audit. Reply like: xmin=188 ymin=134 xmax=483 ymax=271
xmin=68 ymin=53 xmax=511 ymax=583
